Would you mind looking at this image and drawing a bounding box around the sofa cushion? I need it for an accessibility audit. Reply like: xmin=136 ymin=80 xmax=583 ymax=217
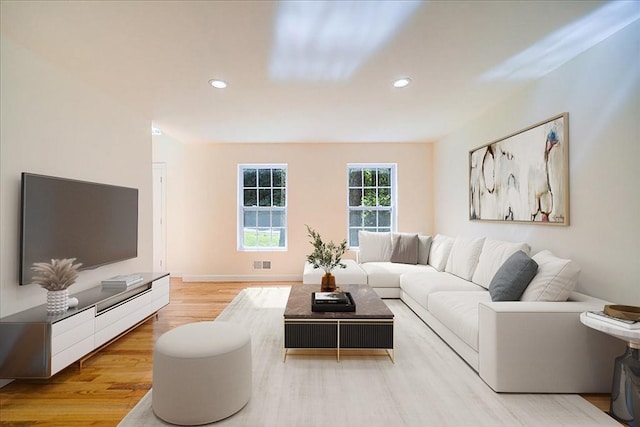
xmin=390 ymin=233 xmax=419 ymax=265
xmin=358 ymin=231 xmax=393 ymax=263
xmin=445 ymin=236 xmax=485 ymax=281
xmin=400 ymin=271 xmax=484 ymax=309
xmin=520 ymin=250 xmax=580 ymax=302
xmin=360 ymin=262 xmax=434 ymax=288
xmin=428 ymin=234 xmax=454 ymax=271
xmin=471 ymin=239 xmax=531 ymax=289
xmin=428 ymin=291 xmax=491 ymax=352
xmin=488 ymin=251 xmax=538 ymax=301
xmin=417 ymin=235 xmax=432 ymax=265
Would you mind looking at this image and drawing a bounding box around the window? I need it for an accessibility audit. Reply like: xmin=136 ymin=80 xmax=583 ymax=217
xmin=347 ymin=164 xmax=397 ymax=247
xmin=238 ymin=164 xmax=287 ymax=250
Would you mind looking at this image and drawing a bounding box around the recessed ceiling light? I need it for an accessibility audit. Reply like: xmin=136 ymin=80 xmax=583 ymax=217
xmin=393 ymin=77 xmax=411 ymax=88
xmin=209 ymin=79 xmax=228 ymax=89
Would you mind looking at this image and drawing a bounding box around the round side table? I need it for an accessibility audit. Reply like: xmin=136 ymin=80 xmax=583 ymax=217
xmin=580 ymin=312 xmax=639 ymax=426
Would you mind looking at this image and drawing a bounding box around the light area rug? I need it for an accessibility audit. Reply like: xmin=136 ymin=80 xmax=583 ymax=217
xmin=119 ymin=287 xmax=617 ymax=427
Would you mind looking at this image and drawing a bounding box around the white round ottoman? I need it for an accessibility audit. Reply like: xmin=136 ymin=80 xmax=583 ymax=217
xmin=152 ymin=321 xmax=252 ymax=425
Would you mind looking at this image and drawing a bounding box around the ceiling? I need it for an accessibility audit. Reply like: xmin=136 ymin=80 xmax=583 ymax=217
xmin=0 ymin=0 xmax=621 ymax=144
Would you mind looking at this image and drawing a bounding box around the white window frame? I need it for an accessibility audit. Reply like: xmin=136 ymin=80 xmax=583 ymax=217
xmin=238 ymin=164 xmax=288 ymax=251
xmin=346 ymin=163 xmax=398 ymax=248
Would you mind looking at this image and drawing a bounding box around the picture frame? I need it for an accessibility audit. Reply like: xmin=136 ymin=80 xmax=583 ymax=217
xmin=469 ymin=113 xmax=569 ymax=225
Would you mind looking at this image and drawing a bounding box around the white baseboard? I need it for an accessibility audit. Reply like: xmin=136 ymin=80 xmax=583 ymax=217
xmin=182 ymin=274 xmax=302 ymax=283
xmin=0 ymin=379 xmax=14 ymax=388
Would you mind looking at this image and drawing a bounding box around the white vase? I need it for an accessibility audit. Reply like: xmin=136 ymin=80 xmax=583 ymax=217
xmin=47 ymin=289 xmax=69 ymax=314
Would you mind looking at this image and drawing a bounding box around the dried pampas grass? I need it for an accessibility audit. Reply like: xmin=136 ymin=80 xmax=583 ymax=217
xmin=31 ymin=258 xmax=83 ymax=291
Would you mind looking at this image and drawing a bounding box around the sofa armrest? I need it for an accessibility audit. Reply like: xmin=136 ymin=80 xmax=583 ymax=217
xmin=478 ymin=300 xmax=625 ymax=393
xmin=479 ymin=299 xmax=600 ymax=314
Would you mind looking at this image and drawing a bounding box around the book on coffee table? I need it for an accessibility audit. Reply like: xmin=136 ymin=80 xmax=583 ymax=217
xmin=311 ymin=292 xmax=356 ymax=312
xmin=314 ymin=292 xmax=349 ymax=304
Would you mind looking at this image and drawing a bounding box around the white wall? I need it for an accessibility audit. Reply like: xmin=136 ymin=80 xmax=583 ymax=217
xmin=434 ymin=21 xmax=640 ymax=305
xmin=153 ymin=141 xmax=433 ymax=279
xmin=0 ymin=37 xmax=154 ymax=316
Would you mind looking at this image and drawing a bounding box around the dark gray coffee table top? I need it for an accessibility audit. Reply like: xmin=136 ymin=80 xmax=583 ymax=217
xmin=284 ymin=284 xmax=394 ymax=320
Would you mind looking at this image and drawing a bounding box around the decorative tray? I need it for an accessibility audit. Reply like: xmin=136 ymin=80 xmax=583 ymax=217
xmin=604 ymin=304 xmax=640 ymax=321
xmin=311 ymin=292 xmax=356 ymax=312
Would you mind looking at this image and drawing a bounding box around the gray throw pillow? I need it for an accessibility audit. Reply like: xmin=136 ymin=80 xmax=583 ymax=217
xmin=489 ymin=251 xmax=538 ymax=301
xmin=417 ymin=235 xmax=432 ymax=265
xmin=390 ymin=233 xmax=419 ymax=265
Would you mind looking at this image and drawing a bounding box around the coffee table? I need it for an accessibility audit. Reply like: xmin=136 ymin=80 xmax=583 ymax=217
xmin=283 ymin=284 xmax=394 ymax=362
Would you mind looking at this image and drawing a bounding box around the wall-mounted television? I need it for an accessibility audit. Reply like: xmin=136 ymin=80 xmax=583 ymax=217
xmin=20 ymin=173 xmax=139 ymax=285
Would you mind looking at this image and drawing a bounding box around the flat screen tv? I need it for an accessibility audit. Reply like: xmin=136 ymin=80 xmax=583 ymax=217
xmin=20 ymin=173 xmax=138 ymax=285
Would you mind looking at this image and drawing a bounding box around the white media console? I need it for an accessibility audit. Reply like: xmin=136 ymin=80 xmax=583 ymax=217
xmin=0 ymin=272 xmax=170 ymax=379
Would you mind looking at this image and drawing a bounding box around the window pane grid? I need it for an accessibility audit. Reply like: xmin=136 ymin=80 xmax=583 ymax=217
xmin=347 ymin=164 xmax=395 ymax=247
xmin=239 ymin=165 xmax=287 ymax=250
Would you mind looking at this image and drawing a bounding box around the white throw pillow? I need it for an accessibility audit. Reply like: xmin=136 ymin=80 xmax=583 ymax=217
xmin=358 ymin=231 xmax=393 ymax=263
xmin=471 ymin=239 xmax=531 ymax=289
xmin=520 ymin=250 xmax=580 ymax=302
xmin=428 ymin=234 xmax=454 ymax=272
xmin=417 ymin=235 xmax=432 ymax=265
xmin=445 ymin=236 xmax=485 ymax=281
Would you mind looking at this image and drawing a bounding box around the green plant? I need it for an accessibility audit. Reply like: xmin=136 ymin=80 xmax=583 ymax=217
xmin=305 ymin=225 xmax=347 ymax=274
xmin=31 ymin=258 xmax=82 ymax=291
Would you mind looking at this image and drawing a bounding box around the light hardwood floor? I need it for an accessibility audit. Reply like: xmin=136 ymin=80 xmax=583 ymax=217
xmin=0 ymin=278 xmax=611 ymax=426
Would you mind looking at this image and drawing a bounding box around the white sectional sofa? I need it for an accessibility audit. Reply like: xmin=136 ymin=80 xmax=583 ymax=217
xmin=302 ymin=231 xmax=625 ymax=393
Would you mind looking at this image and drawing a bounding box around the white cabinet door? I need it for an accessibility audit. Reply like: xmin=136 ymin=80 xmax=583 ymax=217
xmin=51 ymin=309 xmax=95 ymax=375
xmin=151 ymin=275 xmax=171 ymax=312
xmin=94 ymin=291 xmax=154 ymax=348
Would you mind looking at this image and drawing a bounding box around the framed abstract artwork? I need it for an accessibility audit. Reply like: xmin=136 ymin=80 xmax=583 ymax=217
xmin=469 ymin=113 xmax=569 ymax=225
